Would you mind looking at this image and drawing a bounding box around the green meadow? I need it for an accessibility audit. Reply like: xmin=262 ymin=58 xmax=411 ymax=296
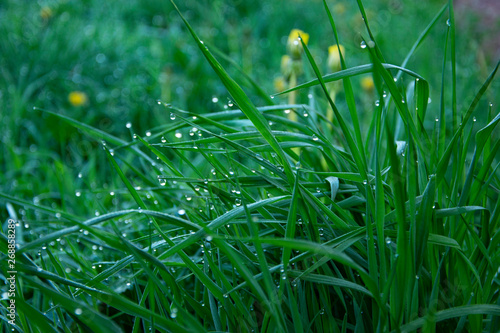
xmin=1 ymin=0 xmax=499 ymax=332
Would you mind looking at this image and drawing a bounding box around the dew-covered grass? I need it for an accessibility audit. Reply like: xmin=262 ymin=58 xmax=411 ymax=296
xmin=1 ymin=0 xmax=500 ymax=332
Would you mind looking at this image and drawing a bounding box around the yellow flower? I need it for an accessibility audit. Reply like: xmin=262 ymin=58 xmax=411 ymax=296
xmin=68 ymin=91 xmax=88 ymax=107
xmin=287 ymin=29 xmax=309 ymax=60
xmin=361 ymin=76 xmax=374 ymax=92
xmin=274 ymin=76 xmax=286 ymax=93
xmin=327 ymin=44 xmax=345 ymax=72
xmin=40 ymin=7 xmax=53 ymax=21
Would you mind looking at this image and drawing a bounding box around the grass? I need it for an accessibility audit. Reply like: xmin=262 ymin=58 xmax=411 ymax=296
xmin=1 ymin=0 xmax=500 ymax=332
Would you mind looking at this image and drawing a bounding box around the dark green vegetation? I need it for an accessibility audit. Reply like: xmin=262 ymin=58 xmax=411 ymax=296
xmin=1 ymin=0 xmax=499 ymax=332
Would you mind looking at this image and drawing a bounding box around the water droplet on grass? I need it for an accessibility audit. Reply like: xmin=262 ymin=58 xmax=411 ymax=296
xmin=235 ymin=198 xmax=242 ymax=206
xmin=360 ymin=41 xmax=367 ymax=49
xmin=312 ymin=134 xmax=319 ymax=141
xmin=170 ymin=113 xmax=176 ymax=120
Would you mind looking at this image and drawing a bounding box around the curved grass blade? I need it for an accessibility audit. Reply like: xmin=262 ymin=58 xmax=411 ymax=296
xmin=396 ymin=305 xmax=500 ymax=333
xmin=22 ymin=276 xmax=124 ymax=333
xmin=274 ymin=64 xmax=426 ymax=97
xmin=169 ymin=0 xmax=295 ymax=186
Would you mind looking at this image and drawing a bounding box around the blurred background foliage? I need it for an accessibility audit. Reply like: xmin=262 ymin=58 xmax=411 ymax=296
xmin=0 ymin=0 xmax=498 ymax=218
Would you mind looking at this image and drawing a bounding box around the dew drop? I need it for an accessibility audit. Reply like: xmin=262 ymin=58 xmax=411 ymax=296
xmin=178 ymin=209 xmax=186 ymax=215
xmin=75 ymin=191 xmax=81 ymax=197
xmin=473 ymin=117 xmax=476 ymax=122
xmin=375 ymin=100 xmax=380 ymax=106
xmin=284 ymin=109 xmax=291 ymax=114
xmin=235 ymin=198 xmax=242 ymax=206
xmin=360 ymin=41 xmax=367 ymax=49
xmin=312 ymin=134 xmax=319 ymax=141
xmin=446 ymin=19 xmax=451 ymax=26
xmin=175 ymin=132 xmax=182 ymax=138
xmin=161 ymin=136 xmax=167 ymax=143
xmin=126 ymin=122 xmax=132 ymax=128
xmin=170 ymin=113 xmax=176 ymax=120
xmin=75 ymin=308 xmax=83 ymax=315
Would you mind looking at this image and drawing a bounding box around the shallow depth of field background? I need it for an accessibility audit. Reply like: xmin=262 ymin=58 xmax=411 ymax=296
xmin=0 ymin=0 xmax=499 ymax=331
xmin=1 ymin=0 xmax=498 ymax=211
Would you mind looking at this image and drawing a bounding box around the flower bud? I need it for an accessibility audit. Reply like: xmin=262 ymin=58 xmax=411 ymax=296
xmin=287 ymin=29 xmax=309 ymax=60
xmin=68 ymin=91 xmax=88 ymax=107
xmin=274 ymin=76 xmax=286 ymax=92
xmin=40 ymin=7 xmax=53 ymax=21
xmin=361 ymin=76 xmax=374 ymax=92
xmin=280 ymin=55 xmax=293 ymax=78
xmin=327 ymin=44 xmax=345 ymax=72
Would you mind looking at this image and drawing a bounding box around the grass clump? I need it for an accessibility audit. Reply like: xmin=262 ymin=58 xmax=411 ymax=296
xmin=1 ymin=0 xmax=500 ymax=332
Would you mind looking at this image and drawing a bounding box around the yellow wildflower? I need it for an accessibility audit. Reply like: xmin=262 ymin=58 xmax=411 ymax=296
xmin=327 ymin=44 xmax=345 ymax=72
xmin=287 ymin=29 xmax=309 ymax=60
xmin=361 ymin=76 xmax=374 ymax=92
xmin=68 ymin=91 xmax=88 ymax=107
xmin=40 ymin=7 xmax=53 ymax=21
xmin=274 ymin=76 xmax=286 ymax=93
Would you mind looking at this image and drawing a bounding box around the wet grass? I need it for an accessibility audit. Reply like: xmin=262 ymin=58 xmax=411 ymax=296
xmin=1 ymin=0 xmax=500 ymax=332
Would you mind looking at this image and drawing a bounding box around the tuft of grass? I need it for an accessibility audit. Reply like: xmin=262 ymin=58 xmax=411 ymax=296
xmin=1 ymin=0 xmax=499 ymax=332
